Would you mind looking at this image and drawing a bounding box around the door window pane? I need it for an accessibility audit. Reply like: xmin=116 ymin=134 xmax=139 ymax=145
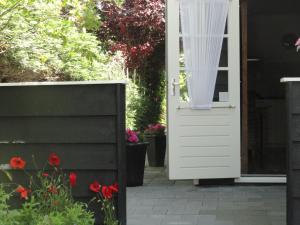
xmin=219 ymin=38 xmax=228 ymax=67
xmin=179 ymin=70 xmax=189 ymax=102
xmin=213 ymin=71 xmax=228 ymax=102
xmin=179 ymin=71 xmax=228 ymax=103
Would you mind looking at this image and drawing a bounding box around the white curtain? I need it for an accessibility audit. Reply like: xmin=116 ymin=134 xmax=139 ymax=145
xmin=180 ymin=0 xmax=229 ymax=109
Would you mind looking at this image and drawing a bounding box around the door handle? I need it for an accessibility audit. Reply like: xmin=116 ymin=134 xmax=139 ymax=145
xmin=171 ymin=78 xmax=180 ymax=96
xmin=229 ymin=104 xmax=236 ymax=108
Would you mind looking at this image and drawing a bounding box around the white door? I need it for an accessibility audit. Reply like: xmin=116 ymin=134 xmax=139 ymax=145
xmin=167 ymin=0 xmax=240 ymax=180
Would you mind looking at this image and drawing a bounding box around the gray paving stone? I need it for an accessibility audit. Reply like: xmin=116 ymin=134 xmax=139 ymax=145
xmin=126 ymin=167 xmax=286 ymax=225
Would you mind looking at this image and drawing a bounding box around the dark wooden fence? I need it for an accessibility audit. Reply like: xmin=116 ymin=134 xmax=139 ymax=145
xmin=0 ymin=81 xmax=126 ymax=225
xmin=283 ymin=78 xmax=300 ymax=225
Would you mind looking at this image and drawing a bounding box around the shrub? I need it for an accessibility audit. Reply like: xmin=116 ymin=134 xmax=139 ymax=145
xmin=0 ymin=1 xmax=141 ymax=128
xmin=97 ymin=0 xmax=166 ymax=130
xmin=0 ymin=154 xmax=97 ymax=225
xmin=0 ymin=184 xmax=95 ymax=225
xmin=0 ymin=0 xmax=109 ymax=81
xmin=1 ymin=152 xmax=123 ymax=225
xmin=104 ymin=53 xmax=141 ymax=129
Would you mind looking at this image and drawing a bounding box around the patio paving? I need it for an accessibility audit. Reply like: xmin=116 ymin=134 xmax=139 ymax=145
xmin=127 ymin=167 xmax=286 ymax=225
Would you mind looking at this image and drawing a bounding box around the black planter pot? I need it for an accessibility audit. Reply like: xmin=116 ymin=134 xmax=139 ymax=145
xmin=126 ymin=142 xmax=148 ymax=187
xmin=144 ymin=135 xmax=166 ymax=167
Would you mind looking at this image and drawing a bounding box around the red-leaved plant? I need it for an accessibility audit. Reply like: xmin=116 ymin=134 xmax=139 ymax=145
xmin=97 ymin=0 xmax=165 ymax=70
xmin=98 ymin=0 xmax=166 ymax=130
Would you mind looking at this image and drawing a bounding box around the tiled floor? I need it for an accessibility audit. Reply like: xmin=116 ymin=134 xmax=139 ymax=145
xmin=127 ymin=167 xmax=286 ymax=225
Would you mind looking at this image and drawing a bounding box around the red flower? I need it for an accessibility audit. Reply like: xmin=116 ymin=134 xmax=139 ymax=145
xmin=126 ymin=128 xmax=139 ymax=143
xmin=48 ymin=153 xmax=60 ymax=167
xmin=48 ymin=186 xmax=58 ymax=194
xmin=69 ymin=172 xmax=77 ymax=187
xmin=109 ymin=183 xmax=119 ymax=193
xmin=102 ymin=185 xmax=113 ymax=199
xmin=89 ymin=181 xmax=101 ymax=193
xmin=42 ymin=173 xmax=49 ymax=177
xmin=16 ymin=186 xmax=30 ymax=200
xmin=9 ymin=157 xmax=26 ymax=169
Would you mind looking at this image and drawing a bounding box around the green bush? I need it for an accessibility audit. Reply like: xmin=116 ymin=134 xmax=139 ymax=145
xmin=0 ymin=185 xmax=94 ymax=225
xmin=0 ymin=0 xmax=141 ymax=127
xmin=0 ymin=0 xmax=108 ymax=81
xmin=105 ymin=53 xmax=141 ymax=129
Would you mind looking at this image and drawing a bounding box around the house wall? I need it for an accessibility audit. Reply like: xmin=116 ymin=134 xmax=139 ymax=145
xmin=285 ymin=81 xmax=300 ymax=225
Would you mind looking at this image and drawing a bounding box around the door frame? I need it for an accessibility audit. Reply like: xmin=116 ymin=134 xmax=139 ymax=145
xmin=239 ymin=0 xmax=286 ymax=182
xmin=240 ymin=0 xmax=248 ymax=174
xmin=166 ymin=0 xmax=286 ymax=182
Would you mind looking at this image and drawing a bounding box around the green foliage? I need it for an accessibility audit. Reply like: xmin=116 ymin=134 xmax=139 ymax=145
xmin=60 ymin=0 xmax=101 ymax=31
xmin=0 ymin=0 xmax=109 ymax=81
xmin=0 ymin=185 xmax=16 ymax=225
xmin=0 ymin=0 xmax=141 ymax=127
xmin=134 ymin=42 xmax=166 ymax=130
xmin=16 ymin=201 xmax=94 ymax=225
xmin=126 ymin=79 xmax=141 ymax=129
xmin=105 ymin=53 xmax=142 ymax=129
xmin=6 ymin=199 xmax=94 ymax=225
xmin=0 ymin=167 xmax=94 ymax=225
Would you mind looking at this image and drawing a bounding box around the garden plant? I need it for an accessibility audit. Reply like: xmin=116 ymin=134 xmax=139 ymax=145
xmin=0 ymin=0 xmax=140 ymax=129
xmin=98 ymin=0 xmax=166 ymax=130
xmin=0 ymin=153 xmax=119 ymax=225
xmin=143 ymin=124 xmax=166 ymax=167
xmin=126 ymin=129 xmax=149 ymax=186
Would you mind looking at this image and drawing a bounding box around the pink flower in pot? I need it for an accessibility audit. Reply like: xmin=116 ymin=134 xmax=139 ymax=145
xmin=126 ymin=129 xmax=139 ymax=143
xmin=295 ymin=38 xmax=300 ymax=51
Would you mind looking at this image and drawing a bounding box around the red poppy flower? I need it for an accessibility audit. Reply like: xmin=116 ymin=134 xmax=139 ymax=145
xmin=109 ymin=183 xmax=119 ymax=193
xmin=16 ymin=186 xmax=30 ymax=200
xmin=9 ymin=157 xmax=26 ymax=169
xmin=48 ymin=153 xmax=60 ymax=166
xmin=42 ymin=173 xmax=49 ymax=177
xmin=89 ymin=181 xmax=101 ymax=193
xmin=69 ymin=172 xmax=77 ymax=187
xmin=48 ymin=186 xmax=58 ymax=194
xmin=102 ymin=185 xmax=113 ymax=199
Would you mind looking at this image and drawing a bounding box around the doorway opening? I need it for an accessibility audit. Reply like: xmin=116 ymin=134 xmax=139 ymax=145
xmin=242 ymin=0 xmax=300 ymax=175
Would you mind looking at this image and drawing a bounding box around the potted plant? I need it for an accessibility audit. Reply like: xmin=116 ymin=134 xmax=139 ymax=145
xmin=144 ymin=124 xmax=166 ymax=167
xmin=126 ymin=129 xmax=148 ymax=187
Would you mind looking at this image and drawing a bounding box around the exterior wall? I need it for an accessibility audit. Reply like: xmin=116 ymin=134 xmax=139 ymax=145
xmin=0 ymin=82 xmax=126 ymax=225
xmin=285 ymin=81 xmax=300 ymax=225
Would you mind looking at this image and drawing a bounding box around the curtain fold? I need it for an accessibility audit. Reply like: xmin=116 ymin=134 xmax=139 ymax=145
xmin=180 ymin=0 xmax=229 ymax=109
